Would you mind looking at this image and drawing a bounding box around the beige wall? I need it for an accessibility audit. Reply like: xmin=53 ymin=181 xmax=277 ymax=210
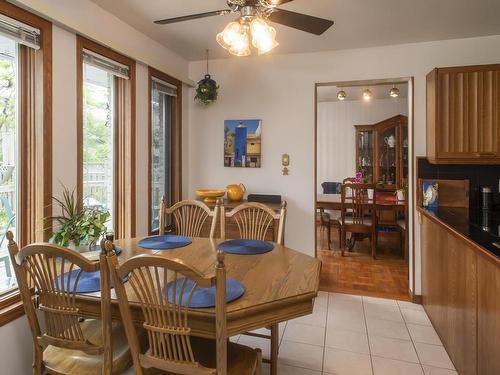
xmin=187 ymin=34 xmax=500 ymax=297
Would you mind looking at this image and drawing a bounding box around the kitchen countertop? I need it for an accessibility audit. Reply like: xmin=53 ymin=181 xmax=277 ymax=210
xmin=417 ymin=206 xmax=500 ymax=260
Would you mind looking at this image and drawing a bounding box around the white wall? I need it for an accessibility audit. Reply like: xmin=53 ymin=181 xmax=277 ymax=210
xmin=317 ymin=98 xmax=408 ymax=193
xmin=0 ymin=315 xmax=34 ymax=374
xmin=187 ymin=34 xmax=500 ymax=297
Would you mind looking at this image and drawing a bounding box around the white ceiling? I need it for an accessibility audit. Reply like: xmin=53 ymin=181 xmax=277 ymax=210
xmin=90 ymin=0 xmax=500 ymax=61
xmin=317 ymin=83 xmax=408 ymax=103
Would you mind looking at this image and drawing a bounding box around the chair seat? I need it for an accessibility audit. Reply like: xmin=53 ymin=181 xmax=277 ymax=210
xmin=341 ymin=217 xmax=374 ymax=226
xmin=43 ymin=320 xmax=131 ymax=375
xmin=142 ymin=337 xmax=260 ymax=375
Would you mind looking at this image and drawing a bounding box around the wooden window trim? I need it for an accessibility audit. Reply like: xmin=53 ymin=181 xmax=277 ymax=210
xmin=0 ymin=1 xmax=52 ymax=326
xmin=148 ymin=67 xmax=182 ymax=234
xmin=76 ymin=36 xmax=136 ymax=238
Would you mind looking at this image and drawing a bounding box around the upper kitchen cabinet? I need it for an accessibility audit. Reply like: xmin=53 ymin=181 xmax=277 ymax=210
xmin=427 ymin=64 xmax=500 ymax=164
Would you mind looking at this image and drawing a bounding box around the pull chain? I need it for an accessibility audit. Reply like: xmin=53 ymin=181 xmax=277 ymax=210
xmin=206 ymin=49 xmax=209 ymax=75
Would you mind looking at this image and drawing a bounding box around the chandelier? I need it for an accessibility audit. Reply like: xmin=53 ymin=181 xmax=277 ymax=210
xmin=216 ymin=12 xmax=279 ymax=57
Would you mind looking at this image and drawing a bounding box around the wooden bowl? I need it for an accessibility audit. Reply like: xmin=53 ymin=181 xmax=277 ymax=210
xmin=195 ymin=189 xmax=226 ymax=204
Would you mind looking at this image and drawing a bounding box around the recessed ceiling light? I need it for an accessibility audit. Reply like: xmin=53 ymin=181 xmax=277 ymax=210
xmin=362 ymin=89 xmax=372 ymax=101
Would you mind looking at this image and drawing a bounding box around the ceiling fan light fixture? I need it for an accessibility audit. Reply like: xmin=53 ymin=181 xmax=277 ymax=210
xmin=252 ymin=21 xmax=279 ymax=54
xmin=228 ymin=30 xmax=251 ymax=56
xmin=337 ymin=89 xmax=347 ymax=101
xmin=389 ymin=86 xmax=400 ymax=98
xmin=217 ymin=21 xmax=242 ymax=49
xmin=362 ymin=89 xmax=373 ymax=101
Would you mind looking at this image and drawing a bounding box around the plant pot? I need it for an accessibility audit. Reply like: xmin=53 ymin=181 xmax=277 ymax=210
xmin=396 ymin=190 xmax=405 ymax=201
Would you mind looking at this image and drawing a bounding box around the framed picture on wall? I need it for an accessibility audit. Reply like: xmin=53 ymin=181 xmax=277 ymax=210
xmin=224 ymin=119 xmax=262 ymax=168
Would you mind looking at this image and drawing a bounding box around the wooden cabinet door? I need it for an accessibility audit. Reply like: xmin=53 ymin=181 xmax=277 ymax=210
xmin=421 ymin=214 xmax=448 ymax=335
xmin=477 ymin=255 xmax=500 ymax=375
xmin=445 ymin=233 xmax=477 ymax=375
xmin=421 ymin=214 xmax=478 ymax=375
xmin=427 ymin=65 xmax=500 ymax=163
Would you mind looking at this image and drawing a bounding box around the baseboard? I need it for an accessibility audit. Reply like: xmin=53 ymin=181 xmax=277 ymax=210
xmin=409 ymin=288 xmax=422 ymax=304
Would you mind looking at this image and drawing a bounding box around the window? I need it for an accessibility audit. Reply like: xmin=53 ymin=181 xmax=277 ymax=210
xmin=0 ymin=3 xmax=52 ymax=326
xmin=148 ymin=68 xmax=182 ymax=233
xmin=0 ymin=35 xmax=18 ymax=294
xmin=77 ymin=37 xmax=136 ymax=239
xmin=83 ymin=62 xmax=115 ymax=228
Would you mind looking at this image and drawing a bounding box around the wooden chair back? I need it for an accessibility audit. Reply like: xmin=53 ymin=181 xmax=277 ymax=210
xmin=341 ymin=183 xmax=377 ymax=229
xmin=7 ymin=232 xmax=114 ymax=373
xmin=221 ymin=201 xmax=287 ymax=245
xmin=159 ymin=198 xmax=219 ymax=238
xmin=342 ymin=177 xmax=357 ymax=184
xmin=106 ymin=240 xmax=228 ymax=375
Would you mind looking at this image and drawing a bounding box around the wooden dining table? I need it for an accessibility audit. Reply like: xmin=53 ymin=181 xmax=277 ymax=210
xmin=316 ymin=193 xmax=406 ymax=211
xmin=74 ymin=237 xmax=321 ymax=375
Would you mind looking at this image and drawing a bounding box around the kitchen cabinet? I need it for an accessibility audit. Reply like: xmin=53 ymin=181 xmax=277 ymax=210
xmin=477 ymin=255 xmax=500 ymax=375
xmin=420 ymin=208 xmax=500 ymax=375
xmin=426 ymin=64 xmax=500 ymax=164
xmin=420 ymin=212 xmax=477 ymax=375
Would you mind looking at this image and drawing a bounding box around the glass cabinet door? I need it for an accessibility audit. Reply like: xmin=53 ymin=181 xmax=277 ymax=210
xmin=357 ymin=130 xmax=373 ymax=183
xmin=377 ymin=127 xmax=397 ymax=187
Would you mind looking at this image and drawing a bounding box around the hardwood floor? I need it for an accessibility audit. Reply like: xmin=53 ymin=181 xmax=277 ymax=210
xmin=317 ymin=226 xmax=410 ymax=301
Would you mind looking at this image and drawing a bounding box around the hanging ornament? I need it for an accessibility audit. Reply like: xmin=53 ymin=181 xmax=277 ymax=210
xmin=195 ymin=49 xmax=219 ymax=105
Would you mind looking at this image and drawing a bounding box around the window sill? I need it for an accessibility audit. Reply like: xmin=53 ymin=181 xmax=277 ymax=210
xmin=0 ymin=290 xmax=24 ymax=326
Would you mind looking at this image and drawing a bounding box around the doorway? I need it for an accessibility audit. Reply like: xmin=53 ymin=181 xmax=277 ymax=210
xmin=314 ymin=78 xmax=414 ymax=301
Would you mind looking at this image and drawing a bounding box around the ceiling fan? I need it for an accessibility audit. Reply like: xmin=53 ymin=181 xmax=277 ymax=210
xmin=154 ymin=0 xmax=334 ymax=56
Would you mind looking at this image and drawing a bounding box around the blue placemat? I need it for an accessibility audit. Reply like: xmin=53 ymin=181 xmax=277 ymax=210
xmin=138 ymin=235 xmax=192 ymax=250
xmin=166 ymin=277 xmax=245 ymax=308
xmin=218 ymin=239 xmax=274 ymax=255
xmin=55 ymin=269 xmax=126 ymax=293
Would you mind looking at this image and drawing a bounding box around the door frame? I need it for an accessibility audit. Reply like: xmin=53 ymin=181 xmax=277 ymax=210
xmin=313 ymin=77 xmax=417 ymax=302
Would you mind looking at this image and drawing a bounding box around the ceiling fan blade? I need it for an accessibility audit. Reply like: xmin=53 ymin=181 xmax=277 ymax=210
xmin=268 ymin=9 xmax=334 ymax=35
xmin=154 ymin=10 xmax=231 ymax=25
xmin=266 ymin=0 xmax=294 ymax=4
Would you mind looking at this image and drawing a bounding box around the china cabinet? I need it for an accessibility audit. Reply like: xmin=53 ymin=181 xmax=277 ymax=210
xmin=355 ymin=115 xmax=408 ymax=190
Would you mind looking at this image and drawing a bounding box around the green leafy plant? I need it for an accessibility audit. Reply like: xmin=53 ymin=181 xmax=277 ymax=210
xmin=195 ymin=74 xmax=219 ymax=105
xmin=47 ymin=187 xmax=110 ymax=248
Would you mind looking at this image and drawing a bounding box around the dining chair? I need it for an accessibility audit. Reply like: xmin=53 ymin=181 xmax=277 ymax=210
xmin=340 ymin=183 xmax=378 ymax=258
xmin=159 ymin=197 xmax=219 ymax=238
xmin=220 ymin=201 xmax=287 ymax=244
xmin=105 ymin=241 xmax=262 ymax=375
xmin=220 ymin=201 xmax=286 ymax=372
xmin=6 ymin=232 xmax=131 ymax=375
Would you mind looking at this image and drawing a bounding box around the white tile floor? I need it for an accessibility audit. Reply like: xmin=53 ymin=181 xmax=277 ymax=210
xmin=237 ymin=292 xmax=457 ymax=375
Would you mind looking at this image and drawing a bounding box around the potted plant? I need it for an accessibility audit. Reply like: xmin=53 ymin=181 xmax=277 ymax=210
xmin=395 ymin=182 xmax=407 ymax=201
xmin=47 ymin=187 xmax=110 ymax=252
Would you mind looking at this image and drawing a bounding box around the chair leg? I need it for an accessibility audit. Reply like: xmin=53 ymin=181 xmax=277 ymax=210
xmin=255 ymin=348 xmax=262 ymax=375
xmin=270 ymin=323 xmax=279 ymax=375
xmin=371 ymin=232 xmax=377 ymax=259
xmin=33 ymin=344 xmax=43 ymax=375
xmin=327 ymin=223 xmax=332 ymax=250
xmin=341 ymin=229 xmax=345 ymax=257
xmin=337 ymin=224 xmax=342 ymax=248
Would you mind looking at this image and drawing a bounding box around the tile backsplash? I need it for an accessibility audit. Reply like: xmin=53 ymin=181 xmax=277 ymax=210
xmin=417 ymin=157 xmax=500 ymax=211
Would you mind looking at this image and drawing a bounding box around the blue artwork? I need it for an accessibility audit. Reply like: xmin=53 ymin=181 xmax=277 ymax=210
xmin=224 ymin=119 xmax=262 ymax=168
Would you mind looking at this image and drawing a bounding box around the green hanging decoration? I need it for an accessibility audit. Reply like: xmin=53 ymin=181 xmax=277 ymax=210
xmin=195 ymin=49 xmax=219 ymax=105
